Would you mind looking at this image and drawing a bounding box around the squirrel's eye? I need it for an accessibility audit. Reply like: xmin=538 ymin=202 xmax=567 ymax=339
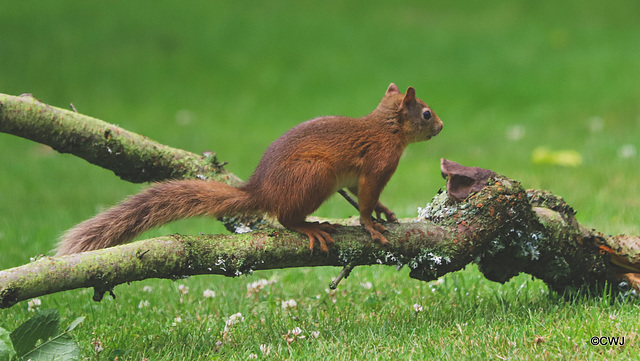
xmin=423 ymin=110 xmax=432 ymax=120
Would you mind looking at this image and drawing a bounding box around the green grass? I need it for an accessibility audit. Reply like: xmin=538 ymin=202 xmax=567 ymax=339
xmin=1 ymin=0 xmax=639 ymax=359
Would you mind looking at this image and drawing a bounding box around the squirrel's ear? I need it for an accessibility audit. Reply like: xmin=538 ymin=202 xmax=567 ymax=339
xmin=386 ymin=83 xmax=401 ymax=95
xmin=401 ymin=87 xmax=416 ymax=106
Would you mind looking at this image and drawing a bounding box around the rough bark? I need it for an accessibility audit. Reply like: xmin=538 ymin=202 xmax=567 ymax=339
xmin=1 ymin=93 xmax=639 ymax=308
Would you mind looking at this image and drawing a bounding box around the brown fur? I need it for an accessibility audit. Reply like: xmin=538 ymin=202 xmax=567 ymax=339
xmin=56 ymin=84 xmax=443 ymax=255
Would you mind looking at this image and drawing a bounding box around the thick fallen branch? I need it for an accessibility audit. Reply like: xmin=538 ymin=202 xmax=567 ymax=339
xmin=1 ymin=94 xmax=639 ymax=308
xmin=0 ymin=93 xmax=240 ymax=185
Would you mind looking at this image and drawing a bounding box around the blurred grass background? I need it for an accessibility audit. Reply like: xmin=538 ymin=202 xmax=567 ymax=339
xmin=1 ymin=0 xmax=639 ymax=358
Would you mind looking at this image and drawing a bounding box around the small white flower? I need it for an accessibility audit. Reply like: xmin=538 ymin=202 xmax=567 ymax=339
xmin=171 ymin=316 xmax=182 ymax=326
xmin=281 ymin=299 xmax=298 ymax=309
xmin=360 ymin=281 xmax=372 ymax=290
xmin=291 ymin=327 xmax=303 ymax=336
xmin=142 ymin=286 xmax=153 ymax=293
xmin=248 ymin=353 xmax=258 ymax=359
xmin=227 ymin=312 xmax=244 ymax=325
xmin=246 ymin=279 xmax=272 ymax=295
xmin=203 ymin=289 xmax=216 ymax=298
xmin=138 ymin=300 xmax=150 ymax=309
xmin=413 ymin=303 xmax=423 ymax=312
xmin=311 ymin=331 xmax=320 ymax=338
xmin=588 ymin=116 xmax=604 ymax=133
xmin=506 ymin=124 xmax=526 ymax=141
xmin=260 ymin=344 xmax=271 ymax=355
xmin=618 ymin=144 xmax=637 ymax=159
xmin=92 ymin=338 xmax=103 ymax=353
xmin=175 ymin=109 xmax=194 ymax=126
xmin=224 ymin=312 xmax=244 ymax=332
xmin=27 ymin=298 xmax=41 ymax=312
xmin=178 ymin=284 xmax=189 ymax=294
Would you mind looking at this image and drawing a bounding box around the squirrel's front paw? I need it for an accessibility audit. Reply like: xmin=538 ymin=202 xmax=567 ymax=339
xmin=375 ymin=204 xmax=398 ymax=223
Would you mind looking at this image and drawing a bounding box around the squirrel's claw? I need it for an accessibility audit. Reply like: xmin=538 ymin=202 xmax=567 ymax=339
xmin=289 ymin=222 xmax=336 ymax=254
xmin=364 ymin=222 xmax=390 ymax=246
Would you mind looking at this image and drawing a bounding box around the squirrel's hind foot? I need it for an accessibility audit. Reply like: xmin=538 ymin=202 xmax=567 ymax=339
xmin=288 ymin=222 xmax=335 ymax=253
xmin=364 ymin=222 xmax=390 ymax=246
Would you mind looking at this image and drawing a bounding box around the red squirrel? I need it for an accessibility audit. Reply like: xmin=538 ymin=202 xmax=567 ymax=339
xmin=56 ymin=84 xmax=443 ymax=255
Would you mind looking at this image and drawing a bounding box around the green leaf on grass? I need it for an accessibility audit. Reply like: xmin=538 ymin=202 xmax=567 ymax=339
xmin=65 ymin=317 xmax=86 ymax=333
xmin=21 ymin=333 xmax=80 ymax=361
xmin=0 ymin=327 xmax=17 ymax=361
xmin=9 ymin=309 xmax=84 ymax=361
xmin=10 ymin=309 xmax=60 ymax=356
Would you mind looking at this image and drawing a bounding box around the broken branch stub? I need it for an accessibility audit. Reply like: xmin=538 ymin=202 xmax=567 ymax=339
xmin=440 ymin=158 xmax=495 ymax=202
xmin=414 ymin=159 xmax=634 ymax=295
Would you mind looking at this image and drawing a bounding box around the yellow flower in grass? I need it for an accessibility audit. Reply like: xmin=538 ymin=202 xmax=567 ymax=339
xmin=531 ymin=147 xmax=582 ymax=167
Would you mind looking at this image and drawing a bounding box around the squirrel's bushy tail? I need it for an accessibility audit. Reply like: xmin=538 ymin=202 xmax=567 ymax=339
xmin=56 ymin=180 xmax=255 ymax=255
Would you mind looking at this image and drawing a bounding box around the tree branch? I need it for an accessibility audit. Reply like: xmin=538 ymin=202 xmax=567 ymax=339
xmin=0 ymin=93 xmax=240 ymax=185
xmin=1 ymin=94 xmax=639 ymax=308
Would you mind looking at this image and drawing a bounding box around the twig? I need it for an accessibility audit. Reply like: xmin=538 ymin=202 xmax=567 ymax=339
xmin=337 ymin=189 xmax=383 ymax=223
xmin=329 ymin=262 xmax=357 ymax=289
xmin=338 ymin=189 xmax=359 ymax=211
